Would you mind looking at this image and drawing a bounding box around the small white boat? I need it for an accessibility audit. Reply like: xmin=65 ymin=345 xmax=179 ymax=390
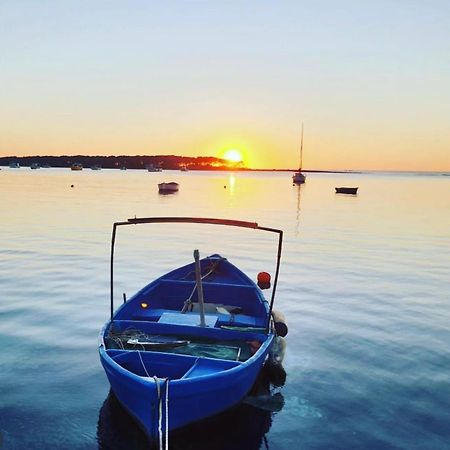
xmin=30 ymin=163 xmax=41 ymax=169
xmin=91 ymin=165 xmax=102 ymax=170
xmin=158 ymin=182 xmax=179 ymax=193
xmin=9 ymin=162 xmax=20 ymax=168
xmin=71 ymin=163 xmax=83 ymax=171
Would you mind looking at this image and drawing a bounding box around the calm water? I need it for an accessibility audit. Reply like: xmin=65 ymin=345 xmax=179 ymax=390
xmin=0 ymin=168 xmax=449 ymax=449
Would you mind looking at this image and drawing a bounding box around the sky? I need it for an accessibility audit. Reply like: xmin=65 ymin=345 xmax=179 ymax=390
xmin=1 ymin=0 xmax=449 ymax=171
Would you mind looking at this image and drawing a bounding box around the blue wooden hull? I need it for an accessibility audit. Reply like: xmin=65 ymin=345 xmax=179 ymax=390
xmin=99 ymin=254 xmax=274 ymax=440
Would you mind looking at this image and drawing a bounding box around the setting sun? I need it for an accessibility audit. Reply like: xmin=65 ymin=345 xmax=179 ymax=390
xmin=223 ymin=149 xmax=243 ymax=163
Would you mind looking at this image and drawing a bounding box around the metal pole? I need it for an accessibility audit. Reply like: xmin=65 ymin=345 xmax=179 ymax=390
xmin=110 ymin=223 xmax=117 ymax=323
xmin=265 ymin=229 xmax=283 ymax=333
xmin=193 ymin=249 xmax=206 ymax=327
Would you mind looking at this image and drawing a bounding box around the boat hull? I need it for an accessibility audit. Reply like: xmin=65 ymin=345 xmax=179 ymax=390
xmin=292 ymin=171 xmax=306 ymax=184
xmin=335 ymin=187 xmax=358 ymax=194
xmin=158 ymin=182 xmax=179 ymax=193
xmin=99 ymin=330 xmax=273 ymax=440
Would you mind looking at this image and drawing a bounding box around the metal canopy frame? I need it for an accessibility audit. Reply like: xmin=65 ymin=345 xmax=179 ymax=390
xmin=110 ymin=216 xmax=283 ymax=333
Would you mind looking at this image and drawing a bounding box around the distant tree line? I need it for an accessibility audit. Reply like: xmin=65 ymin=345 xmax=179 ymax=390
xmin=0 ymin=155 xmax=246 ymax=170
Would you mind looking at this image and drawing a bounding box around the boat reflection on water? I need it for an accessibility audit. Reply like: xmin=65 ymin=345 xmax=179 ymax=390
xmin=97 ymin=392 xmax=148 ymax=450
xmin=294 ymin=183 xmax=304 ymax=237
xmin=97 ymin=361 xmax=286 ymax=450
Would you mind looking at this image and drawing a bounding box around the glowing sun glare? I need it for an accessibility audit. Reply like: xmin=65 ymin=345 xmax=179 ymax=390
xmin=223 ymin=149 xmax=243 ymax=163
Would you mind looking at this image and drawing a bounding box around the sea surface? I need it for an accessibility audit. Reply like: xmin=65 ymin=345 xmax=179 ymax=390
xmin=0 ymin=168 xmax=449 ymax=450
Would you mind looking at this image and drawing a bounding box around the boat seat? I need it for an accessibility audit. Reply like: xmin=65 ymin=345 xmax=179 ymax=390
xmin=188 ymin=303 xmax=243 ymax=315
xmin=131 ymin=304 xmax=243 ymax=322
xmin=110 ymin=319 xmax=267 ymax=342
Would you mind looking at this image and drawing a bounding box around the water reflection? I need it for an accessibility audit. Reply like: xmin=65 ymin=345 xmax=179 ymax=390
xmin=228 ymin=174 xmax=236 ymax=195
xmin=97 ymin=362 xmax=286 ymax=450
xmin=158 ymin=190 xmax=178 ymax=196
xmin=294 ymin=184 xmax=303 ymax=236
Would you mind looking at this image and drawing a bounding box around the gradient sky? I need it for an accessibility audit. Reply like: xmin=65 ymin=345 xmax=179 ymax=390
xmin=1 ymin=0 xmax=449 ymax=171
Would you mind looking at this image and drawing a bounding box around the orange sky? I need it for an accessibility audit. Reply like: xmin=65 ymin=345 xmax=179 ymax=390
xmin=1 ymin=2 xmax=449 ymax=171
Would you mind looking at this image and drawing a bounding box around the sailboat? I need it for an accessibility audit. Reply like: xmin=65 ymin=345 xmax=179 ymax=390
xmin=292 ymin=123 xmax=306 ymax=184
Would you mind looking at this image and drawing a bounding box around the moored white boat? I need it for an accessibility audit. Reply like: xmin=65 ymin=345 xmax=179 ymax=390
xmin=292 ymin=171 xmax=306 ymax=184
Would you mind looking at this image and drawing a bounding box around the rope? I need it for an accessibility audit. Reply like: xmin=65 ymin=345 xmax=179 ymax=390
xmin=138 ymin=356 xmax=165 ymax=449
xmin=138 ymin=351 xmax=151 ymax=377
xmin=182 ymin=257 xmax=225 ymax=313
xmin=165 ymin=378 xmax=169 ymax=450
xmin=153 ymin=376 xmax=163 ymax=450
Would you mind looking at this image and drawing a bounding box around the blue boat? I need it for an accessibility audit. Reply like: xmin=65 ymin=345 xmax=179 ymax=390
xmin=99 ymin=217 xmax=284 ymax=444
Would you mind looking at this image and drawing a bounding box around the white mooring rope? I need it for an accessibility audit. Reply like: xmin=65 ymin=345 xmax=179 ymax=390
xmin=153 ymin=376 xmax=163 ymax=450
xmin=152 ymin=375 xmax=170 ymax=450
xmin=165 ymin=378 xmax=169 ymax=450
xmin=138 ymin=352 xmax=169 ymax=450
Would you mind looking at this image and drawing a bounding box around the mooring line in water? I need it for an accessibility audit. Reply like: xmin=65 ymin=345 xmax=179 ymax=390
xmin=153 ymin=376 xmax=163 ymax=450
xmin=151 ymin=375 xmax=170 ymax=450
xmin=138 ymin=352 xmax=170 ymax=450
xmin=165 ymin=378 xmax=169 ymax=450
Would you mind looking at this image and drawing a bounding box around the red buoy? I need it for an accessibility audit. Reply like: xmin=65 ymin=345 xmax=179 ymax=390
xmin=257 ymin=272 xmax=271 ymax=289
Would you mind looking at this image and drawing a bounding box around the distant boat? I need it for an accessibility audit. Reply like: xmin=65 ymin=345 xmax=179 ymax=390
xmin=91 ymin=165 xmax=102 ymax=171
xmin=120 ymin=166 xmax=127 ymax=171
xmin=292 ymin=123 xmax=306 ymax=184
xmin=147 ymin=164 xmax=162 ymax=172
xmin=9 ymin=162 xmax=20 ymax=168
xmin=71 ymin=163 xmax=83 ymax=171
xmin=158 ymin=182 xmax=179 ymax=193
xmin=180 ymin=164 xmax=189 ymax=172
xmin=30 ymin=163 xmax=41 ymax=169
xmin=335 ymin=187 xmax=358 ymax=195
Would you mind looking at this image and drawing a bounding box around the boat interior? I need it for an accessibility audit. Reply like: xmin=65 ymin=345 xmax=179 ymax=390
xmin=103 ymin=254 xmax=272 ymax=381
xmin=114 ymin=278 xmax=269 ymax=329
xmin=106 ymin=348 xmax=244 ymax=381
xmin=103 ymin=319 xmax=270 ymax=380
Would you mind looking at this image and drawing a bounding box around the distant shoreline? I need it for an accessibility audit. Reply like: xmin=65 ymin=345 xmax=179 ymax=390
xmin=3 ymin=155 xmax=446 ymax=174
xmin=0 ymin=154 xmax=360 ymax=173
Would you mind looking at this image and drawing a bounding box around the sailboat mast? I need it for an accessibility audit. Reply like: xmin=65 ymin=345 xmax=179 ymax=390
xmin=299 ymin=122 xmax=304 ymax=171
